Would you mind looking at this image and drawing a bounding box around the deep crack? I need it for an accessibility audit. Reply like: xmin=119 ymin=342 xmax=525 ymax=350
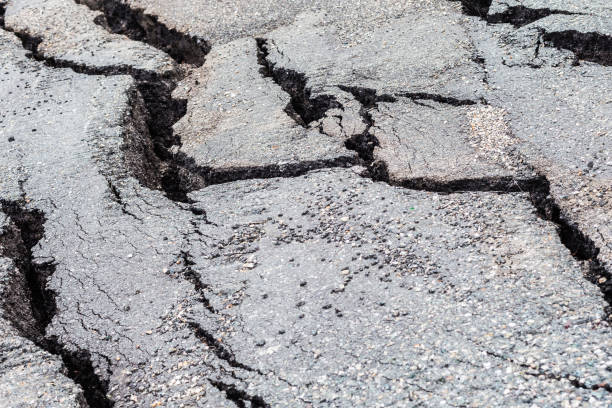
xmin=529 ymin=179 xmax=612 ymax=318
xmin=397 ymin=92 xmax=480 ymax=106
xmin=256 ymin=38 xmax=341 ymax=127
xmin=451 ymin=0 xmax=493 ymax=18
xmin=337 ymin=85 xmax=396 ymax=166
xmin=488 ymin=6 xmax=578 ymax=27
xmin=0 ymin=201 xmax=114 ymax=407
xmin=75 ymin=0 xmax=210 ymax=65
xmin=542 ymin=31 xmax=612 ymax=66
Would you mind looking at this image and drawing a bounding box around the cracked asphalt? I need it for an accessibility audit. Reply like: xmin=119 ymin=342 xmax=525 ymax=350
xmin=0 ymin=0 xmax=611 ymax=407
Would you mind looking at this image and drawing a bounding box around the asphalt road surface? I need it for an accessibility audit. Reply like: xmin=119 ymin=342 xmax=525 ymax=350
xmin=0 ymin=0 xmax=611 ymax=407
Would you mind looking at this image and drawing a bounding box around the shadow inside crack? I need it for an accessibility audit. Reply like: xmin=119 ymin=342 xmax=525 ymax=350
xmin=0 ymin=201 xmax=114 ymax=408
xmin=256 ymin=38 xmax=341 ymax=127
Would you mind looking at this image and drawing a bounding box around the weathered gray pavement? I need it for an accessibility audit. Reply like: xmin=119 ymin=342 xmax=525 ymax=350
xmin=0 ymin=0 xmax=611 ymax=407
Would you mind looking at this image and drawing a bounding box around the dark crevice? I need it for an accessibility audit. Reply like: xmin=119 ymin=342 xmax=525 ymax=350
xmin=187 ymin=321 xmax=261 ymax=374
xmin=397 ymin=92 xmax=479 ymax=106
xmin=256 ymin=38 xmax=341 ymax=127
xmin=456 ymin=0 xmax=610 ymax=67
xmin=337 ymin=85 xmax=396 ymax=165
xmin=0 ymin=201 xmax=114 ymax=408
xmin=529 ymin=179 xmax=612 ymax=318
xmin=488 ymin=6 xmax=578 ymax=27
xmin=395 ymin=175 xmax=547 ymax=193
xmin=0 ymin=202 xmax=55 ymax=334
xmin=74 ymin=0 xmax=210 ymax=65
xmin=542 ymin=31 xmax=612 ymax=66
xmin=210 ymin=380 xmax=270 ymax=408
xmin=451 ymin=0 xmax=492 ymax=18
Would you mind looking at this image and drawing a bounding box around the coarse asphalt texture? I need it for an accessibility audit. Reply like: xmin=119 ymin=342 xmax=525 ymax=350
xmin=0 ymin=0 xmax=611 ymax=407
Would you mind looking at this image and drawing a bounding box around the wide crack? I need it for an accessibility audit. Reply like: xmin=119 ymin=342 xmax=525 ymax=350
xmin=256 ymin=38 xmax=341 ymax=127
xmin=397 ymin=92 xmax=480 ymax=106
xmin=0 ymin=201 xmax=114 ymax=408
xmin=451 ymin=0 xmax=493 ymax=18
xmin=529 ymin=179 xmax=612 ymax=317
xmin=75 ymin=0 xmax=210 ymax=65
xmin=487 ymin=6 xmax=578 ymax=28
xmin=542 ymin=31 xmax=612 ymax=66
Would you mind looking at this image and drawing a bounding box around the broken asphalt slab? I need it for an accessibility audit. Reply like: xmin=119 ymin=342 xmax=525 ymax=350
xmin=0 ymin=0 xmax=611 ymax=406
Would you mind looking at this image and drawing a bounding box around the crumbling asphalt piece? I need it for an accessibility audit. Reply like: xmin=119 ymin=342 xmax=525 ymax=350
xmin=0 ymin=0 xmax=209 ymax=203
xmin=261 ymin=9 xmax=485 ymax=100
xmin=459 ymin=0 xmax=612 ymax=67
xmin=460 ymin=6 xmax=612 ymax=282
xmin=119 ymin=0 xmax=461 ymax=47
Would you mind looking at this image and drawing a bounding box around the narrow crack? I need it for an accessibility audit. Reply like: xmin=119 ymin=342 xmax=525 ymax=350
xmin=488 ymin=6 xmax=578 ymax=28
xmin=256 ymin=38 xmax=341 ymax=127
xmin=209 ymin=380 xmax=270 ymax=408
xmin=174 ymin=251 xmax=217 ymax=313
xmin=0 ymin=200 xmax=114 ymax=408
xmin=187 ymin=321 xmax=262 ymax=374
xmin=74 ymin=0 xmax=210 ymax=65
xmin=528 ymin=178 xmax=612 ymax=318
xmin=485 ymin=349 xmax=612 ymax=392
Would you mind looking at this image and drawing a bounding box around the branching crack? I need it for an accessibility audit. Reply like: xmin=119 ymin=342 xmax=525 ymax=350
xmin=337 ymin=85 xmax=396 ymax=169
xmin=0 ymin=201 xmax=114 ymax=407
xmin=256 ymin=38 xmax=341 ymax=127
